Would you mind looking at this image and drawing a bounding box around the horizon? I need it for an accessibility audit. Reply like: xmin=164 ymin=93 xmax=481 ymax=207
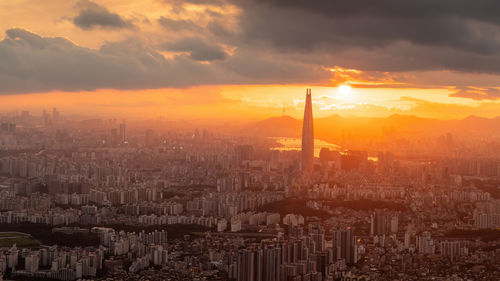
xmin=2 ymin=86 xmax=500 ymax=121
xmin=2 ymin=107 xmax=499 ymax=125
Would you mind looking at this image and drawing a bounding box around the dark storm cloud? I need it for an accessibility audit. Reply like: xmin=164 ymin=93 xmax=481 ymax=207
xmin=221 ymin=48 xmax=325 ymax=83
xmin=161 ymin=37 xmax=228 ymax=61
xmin=247 ymin=0 xmax=500 ymax=22
xmin=0 ymin=28 xmax=326 ymax=94
xmin=73 ymin=0 xmax=133 ymax=30
xmin=297 ymin=42 xmax=500 ymax=74
xmin=232 ymin=0 xmax=500 ymax=55
xmin=0 ymin=28 xmax=225 ymax=93
xmin=5 ymin=0 xmax=500 ymax=95
xmin=201 ymin=0 xmax=500 ymax=80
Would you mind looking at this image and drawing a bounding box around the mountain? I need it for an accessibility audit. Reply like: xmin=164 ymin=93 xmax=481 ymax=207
xmin=240 ymin=116 xmax=301 ymax=137
xmin=242 ymin=114 xmax=500 ymax=142
xmin=448 ymin=115 xmax=500 ymax=133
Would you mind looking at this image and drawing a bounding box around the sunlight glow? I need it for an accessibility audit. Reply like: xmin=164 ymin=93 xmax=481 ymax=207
xmin=337 ymin=85 xmax=353 ymax=101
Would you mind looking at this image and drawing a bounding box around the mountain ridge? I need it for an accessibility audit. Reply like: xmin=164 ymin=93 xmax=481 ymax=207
xmin=240 ymin=114 xmax=500 ymax=141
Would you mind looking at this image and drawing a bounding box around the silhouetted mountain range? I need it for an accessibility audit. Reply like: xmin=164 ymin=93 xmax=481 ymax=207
xmin=242 ymin=114 xmax=500 ymax=142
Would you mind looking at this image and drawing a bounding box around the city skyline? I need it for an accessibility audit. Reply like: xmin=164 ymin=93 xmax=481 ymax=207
xmin=1 ymin=1 xmax=500 ymax=281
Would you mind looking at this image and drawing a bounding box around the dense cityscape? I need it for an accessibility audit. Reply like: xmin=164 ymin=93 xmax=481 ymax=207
xmin=0 ymin=90 xmax=499 ymax=281
xmin=3 ymin=1 xmax=500 ymax=280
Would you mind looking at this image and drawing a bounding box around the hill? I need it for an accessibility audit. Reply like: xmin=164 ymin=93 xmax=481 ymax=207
xmin=240 ymin=116 xmax=302 ymax=137
xmin=241 ymin=114 xmax=500 ymax=143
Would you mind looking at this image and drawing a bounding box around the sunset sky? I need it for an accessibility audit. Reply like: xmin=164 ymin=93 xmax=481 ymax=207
xmin=2 ymin=0 xmax=500 ymax=121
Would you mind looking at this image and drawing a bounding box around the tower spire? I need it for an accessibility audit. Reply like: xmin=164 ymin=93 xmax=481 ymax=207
xmin=301 ymin=88 xmax=314 ymax=174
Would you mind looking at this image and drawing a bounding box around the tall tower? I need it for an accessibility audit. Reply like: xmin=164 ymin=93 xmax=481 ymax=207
xmin=301 ymin=88 xmax=314 ymax=174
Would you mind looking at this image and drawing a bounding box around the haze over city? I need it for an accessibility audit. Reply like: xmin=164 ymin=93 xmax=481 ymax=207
xmin=0 ymin=1 xmax=500 ymax=281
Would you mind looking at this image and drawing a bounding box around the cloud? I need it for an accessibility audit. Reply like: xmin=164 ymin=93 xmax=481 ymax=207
xmin=0 ymin=28 xmax=330 ymax=94
xmin=73 ymin=0 xmax=133 ymax=30
xmin=0 ymin=28 xmax=228 ymax=94
xmin=158 ymin=17 xmax=201 ymax=32
xmin=6 ymin=0 xmax=500 ymax=96
xmin=325 ymin=66 xmax=408 ymax=88
xmin=237 ymin=0 xmax=500 ymax=53
xmin=161 ymin=37 xmax=228 ymax=61
xmin=397 ymin=96 xmax=426 ymax=103
xmin=219 ymin=0 xmax=500 ymax=76
xmin=164 ymin=0 xmax=228 ymax=8
xmin=450 ymin=87 xmax=500 ymax=100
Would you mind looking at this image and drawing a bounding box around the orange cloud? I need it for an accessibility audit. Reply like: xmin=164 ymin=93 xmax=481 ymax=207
xmin=326 ymin=66 xmax=408 ymax=88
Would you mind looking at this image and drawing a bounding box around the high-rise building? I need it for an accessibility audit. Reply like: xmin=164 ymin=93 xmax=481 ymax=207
xmin=390 ymin=215 xmax=399 ymax=233
xmin=371 ymin=210 xmax=388 ymax=236
xmin=119 ymin=123 xmax=126 ymax=143
xmin=417 ymin=231 xmax=435 ymax=254
xmin=301 ymin=88 xmax=314 ymax=174
xmin=331 ymin=227 xmax=358 ymax=265
xmin=440 ymin=240 xmax=468 ymax=261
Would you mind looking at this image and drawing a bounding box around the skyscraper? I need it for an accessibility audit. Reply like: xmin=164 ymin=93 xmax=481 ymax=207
xmin=370 ymin=210 xmax=388 ymax=236
xmin=332 ymin=227 xmax=358 ymax=265
xmin=119 ymin=123 xmax=126 ymax=143
xmin=301 ymin=88 xmax=314 ymax=174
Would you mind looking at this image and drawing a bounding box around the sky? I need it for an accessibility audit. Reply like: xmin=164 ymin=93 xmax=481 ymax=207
xmin=2 ymin=0 xmax=500 ymax=121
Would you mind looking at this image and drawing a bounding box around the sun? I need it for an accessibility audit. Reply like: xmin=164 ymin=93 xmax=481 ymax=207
xmin=336 ymin=84 xmax=353 ymax=101
xmin=338 ymin=85 xmax=352 ymax=95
